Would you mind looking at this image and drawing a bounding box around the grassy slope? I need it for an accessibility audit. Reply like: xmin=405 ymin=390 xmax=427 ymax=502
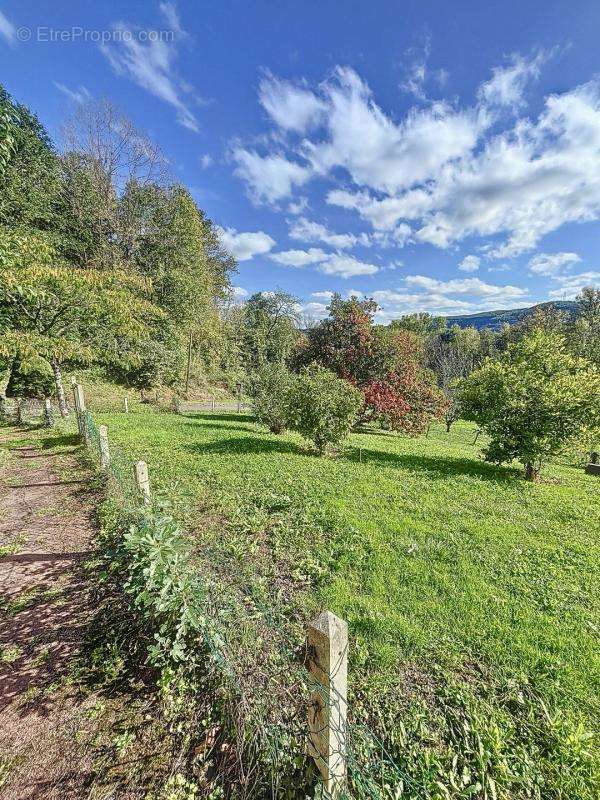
xmin=92 ymin=403 xmax=600 ymax=795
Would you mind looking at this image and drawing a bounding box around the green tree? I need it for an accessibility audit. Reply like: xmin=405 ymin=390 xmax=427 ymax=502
xmin=459 ymin=330 xmax=600 ymax=479
xmin=242 ymin=291 xmax=300 ymax=369
xmin=6 ymin=356 xmax=55 ymax=400
xmin=249 ymin=363 xmax=295 ymax=434
xmin=0 ymin=253 xmax=161 ymax=415
xmin=287 ymin=364 xmax=363 ymax=454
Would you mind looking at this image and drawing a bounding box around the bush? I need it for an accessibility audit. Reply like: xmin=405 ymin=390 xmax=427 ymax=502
xmin=287 ymin=364 xmax=362 ymax=453
xmin=248 ymin=362 xmax=294 ymax=433
xmin=5 ymin=356 xmax=54 ymax=399
xmin=459 ymin=330 xmax=600 ymax=479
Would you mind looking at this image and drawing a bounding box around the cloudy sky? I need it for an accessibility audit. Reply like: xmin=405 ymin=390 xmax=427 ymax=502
xmin=2 ymin=0 xmax=600 ymax=322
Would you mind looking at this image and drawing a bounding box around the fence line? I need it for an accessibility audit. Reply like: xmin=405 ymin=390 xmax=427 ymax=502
xmin=72 ymin=383 xmax=431 ymax=800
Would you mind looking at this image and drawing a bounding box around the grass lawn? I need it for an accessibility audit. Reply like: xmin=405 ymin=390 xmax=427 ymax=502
xmin=90 ymin=403 xmax=600 ymax=797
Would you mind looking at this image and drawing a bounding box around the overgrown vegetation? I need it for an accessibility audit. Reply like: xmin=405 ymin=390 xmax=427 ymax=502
xmin=91 ymin=400 xmax=600 ymax=799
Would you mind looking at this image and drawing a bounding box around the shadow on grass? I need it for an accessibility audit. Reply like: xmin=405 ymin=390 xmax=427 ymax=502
xmin=344 ymin=445 xmax=522 ymax=483
xmin=183 ymin=412 xmax=251 ymax=424
xmin=40 ymin=433 xmax=81 ymax=450
xmin=185 ymin=435 xmax=304 ymax=457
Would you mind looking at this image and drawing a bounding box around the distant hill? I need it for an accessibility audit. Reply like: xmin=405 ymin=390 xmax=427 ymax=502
xmin=445 ymin=300 xmax=578 ymax=331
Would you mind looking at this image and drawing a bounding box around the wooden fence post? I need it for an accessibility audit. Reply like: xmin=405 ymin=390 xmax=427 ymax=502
xmin=43 ymin=398 xmax=54 ymax=428
xmin=134 ymin=460 xmax=151 ymax=506
xmin=306 ymin=610 xmax=348 ymax=798
xmin=211 ymin=396 xmax=215 ymax=413
xmin=99 ymin=425 xmax=110 ymax=469
xmin=124 ymin=396 xmax=129 ymax=413
xmin=16 ymin=399 xmax=24 ymax=425
xmin=72 ymin=383 xmax=90 ymax=445
xmin=236 ymin=382 xmax=242 ymax=413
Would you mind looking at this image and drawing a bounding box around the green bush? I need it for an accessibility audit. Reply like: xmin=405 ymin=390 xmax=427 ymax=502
xmin=460 ymin=329 xmax=600 ymax=479
xmin=287 ymin=364 xmax=362 ymax=453
xmin=5 ymin=356 xmax=54 ymax=399
xmin=248 ymin=362 xmax=295 ymax=434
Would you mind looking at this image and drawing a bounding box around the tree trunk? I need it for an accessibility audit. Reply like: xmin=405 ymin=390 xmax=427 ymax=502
xmin=524 ymin=462 xmax=540 ymax=481
xmin=16 ymin=399 xmax=23 ymax=425
xmin=445 ymin=419 xmax=452 ymax=433
xmin=51 ymin=358 xmax=69 ymax=417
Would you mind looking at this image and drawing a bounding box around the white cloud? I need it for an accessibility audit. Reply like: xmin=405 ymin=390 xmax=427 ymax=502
xmin=230 ymin=286 xmax=249 ymax=300
xmin=312 ymin=290 xmax=334 ymax=300
xmin=270 ymin=248 xmax=378 ymax=277
xmin=101 ymin=8 xmax=198 ymax=132
xmin=404 ymin=275 xmax=527 ymax=301
xmin=289 ymin=216 xmax=370 ymax=249
xmin=458 ymin=255 xmax=480 ymax=273
xmin=548 ymin=271 xmax=600 ymax=299
xmin=53 ymin=83 xmax=91 ymax=104
xmin=259 ymin=72 xmax=326 ymax=133
xmin=319 ymin=253 xmax=379 ymax=278
xmin=159 ymin=2 xmax=188 ymax=39
xmin=528 ymin=251 xmax=581 ymax=275
xmin=232 ymin=147 xmax=311 ymax=204
xmin=478 ymin=52 xmax=548 ymax=110
xmin=288 ymin=196 xmax=308 ymax=215
xmin=298 ymin=301 xmax=330 ymax=320
xmin=270 ymin=248 xmax=328 ymax=267
xmin=304 ymin=67 xmax=484 ymax=195
xmin=217 ymin=227 xmax=275 ymax=261
xmin=199 ymin=153 xmax=213 ymax=169
xmin=0 ymin=9 xmax=15 ymax=45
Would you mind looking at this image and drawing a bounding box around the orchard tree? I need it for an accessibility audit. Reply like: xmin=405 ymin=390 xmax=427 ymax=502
xmin=362 ymin=329 xmax=447 ymax=434
xmin=459 ymin=330 xmax=600 ymax=480
xmin=295 ymin=296 xmax=446 ymax=433
xmin=249 ymin=363 xmax=295 ymax=434
xmin=287 ymin=364 xmax=363 ymax=454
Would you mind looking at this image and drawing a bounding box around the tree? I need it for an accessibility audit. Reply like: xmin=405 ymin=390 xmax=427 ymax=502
xmin=362 ymin=330 xmax=447 ymax=434
xmin=249 ymin=363 xmax=295 ymax=434
xmin=459 ymin=330 xmax=600 ymax=480
xmin=389 ymin=312 xmax=446 ymax=338
xmin=0 ymin=85 xmax=65 ymax=242
xmin=295 ymin=297 xmax=446 ymax=433
xmin=6 ymin=356 xmax=54 ymax=400
xmin=428 ymin=326 xmax=482 ymax=431
xmin=0 ymin=251 xmax=162 ymax=415
xmin=573 ymin=286 xmax=600 ymax=367
xmin=242 ymin=291 xmax=300 ymax=369
xmin=287 ymin=364 xmax=363 ymax=454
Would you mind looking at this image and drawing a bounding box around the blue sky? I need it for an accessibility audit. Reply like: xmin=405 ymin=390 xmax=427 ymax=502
xmin=2 ymin=1 xmax=600 ymax=322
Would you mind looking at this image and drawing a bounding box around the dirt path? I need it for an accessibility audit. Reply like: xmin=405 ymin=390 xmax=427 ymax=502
xmin=0 ymin=426 xmax=164 ymax=799
xmin=0 ymin=426 xmax=103 ymax=798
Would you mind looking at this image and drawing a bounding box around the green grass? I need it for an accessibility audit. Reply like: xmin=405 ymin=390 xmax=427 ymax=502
xmin=86 ymin=406 xmax=600 ymax=797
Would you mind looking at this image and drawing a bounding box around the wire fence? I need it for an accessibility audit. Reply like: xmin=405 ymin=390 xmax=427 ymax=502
xmin=72 ymin=391 xmax=432 ymax=799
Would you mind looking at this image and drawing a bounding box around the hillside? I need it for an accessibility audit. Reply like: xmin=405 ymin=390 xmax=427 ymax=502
xmin=445 ymin=300 xmax=578 ymax=330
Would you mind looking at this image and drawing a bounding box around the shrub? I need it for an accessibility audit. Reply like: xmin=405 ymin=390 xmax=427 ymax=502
xmin=248 ymin=362 xmax=294 ymax=433
xmin=287 ymin=364 xmax=362 ymax=453
xmin=5 ymin=356 xmax=54 ymax=399
xmin=459 ymin=330 xmax=600 ymax=479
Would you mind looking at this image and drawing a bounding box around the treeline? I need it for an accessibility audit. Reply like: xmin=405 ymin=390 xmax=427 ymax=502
xmin=0 ymin=85 xmax=236 ymax=411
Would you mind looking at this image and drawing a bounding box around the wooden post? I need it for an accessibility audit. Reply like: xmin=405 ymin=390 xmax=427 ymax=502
xmin=43 ymin=398 xmax=54 ymax=428
xmin=306 ymin=611 xmax=348 ymax=798
xmin=124 ymin=396 xmax=129 ymax=413
xmin=211 ymin=396 xmax=215 ymax=413
xmin=134 ymin=460 xmax=151 ymax=506
xmin=73 ymin=383 xmax=90 ymax=445
xmin=16 ymin=398 xmax=24 ymax=425
xmin=98 ymin=425 xmax=110 ymax=469
xmin=0 ymin=395 xmax=5 ymax=421
xmin=236 ymin=382 xmax=242 ymax=413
